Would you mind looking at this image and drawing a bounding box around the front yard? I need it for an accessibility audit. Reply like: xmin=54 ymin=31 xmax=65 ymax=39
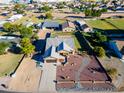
xmin=0 ymin=53 xmax=22 ymax=77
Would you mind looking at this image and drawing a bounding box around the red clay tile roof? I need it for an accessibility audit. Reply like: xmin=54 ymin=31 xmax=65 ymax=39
xmin=56 ymin=54 xmax=114 ymax=91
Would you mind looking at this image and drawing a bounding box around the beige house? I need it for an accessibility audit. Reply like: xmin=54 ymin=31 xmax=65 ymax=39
xmin=62 ymin=21 xmax=75 ymax=32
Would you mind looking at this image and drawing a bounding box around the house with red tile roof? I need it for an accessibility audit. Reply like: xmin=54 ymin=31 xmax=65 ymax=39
xmin=56 ymin=54 xmax=115 ymax=91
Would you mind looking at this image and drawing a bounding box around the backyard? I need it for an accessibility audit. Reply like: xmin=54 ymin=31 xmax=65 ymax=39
xmin=85 ymin=19 xmax=116 ymax=30
xmin=105 ymin=18 xmax=124 ymax=30
xmin=0 ymin=53 xmax=22 ymax=77
xmin=85 ymin=18 xmax=124 ymax=30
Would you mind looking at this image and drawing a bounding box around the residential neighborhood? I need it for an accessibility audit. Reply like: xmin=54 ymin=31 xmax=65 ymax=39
xmin=0 ymin=0 xmax=124 ymax=93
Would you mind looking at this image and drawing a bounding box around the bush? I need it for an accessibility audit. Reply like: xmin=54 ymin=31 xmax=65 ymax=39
xmin=0 ymin=42 xmax=10 ymax=55
xmin=106 ymin=68 xmax=117 ymax=77
xmin=45 ymin=12 xmax=53 ymax=19
xmin=94 ymin=46 xmax=105 ymax=57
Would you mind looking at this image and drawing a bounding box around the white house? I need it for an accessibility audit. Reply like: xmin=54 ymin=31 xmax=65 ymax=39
xmin=76 ymin=20 xmax=92 ymax=32
xmin=7 ymin=14 xmax=23 ymax=22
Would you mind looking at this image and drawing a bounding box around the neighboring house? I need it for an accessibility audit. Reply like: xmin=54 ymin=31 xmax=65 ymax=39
xmin=76 ymin=20 xmax=92 ymax=32
xmin=44 ymin=37 xmax=75 ymax=63
xmin=41 ymin=21 xmax=60 ymax=30
xmin=62 ymin=21 xmax=75 ymax=32
xmin=1 ymin=11 xmax=10 ymax=16
xmin=0 ymin=36 xmax=20 ymax=43
xmin=7 ymin=14 xmax=23 ymax=22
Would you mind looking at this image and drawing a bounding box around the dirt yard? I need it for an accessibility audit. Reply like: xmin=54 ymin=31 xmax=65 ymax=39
xmin=0 ymin=53 xmax=22 ymax=77
xmin=8 ymin=58 xmax=42 ymax=92
xmin=99 ymin=56 xmax=124 ymax=91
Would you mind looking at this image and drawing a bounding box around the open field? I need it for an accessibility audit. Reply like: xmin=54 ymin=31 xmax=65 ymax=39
xmin=51 ymin=32 xmax=81 ymax=51
xmin=0 ymin=53 xmax=22 ymax=77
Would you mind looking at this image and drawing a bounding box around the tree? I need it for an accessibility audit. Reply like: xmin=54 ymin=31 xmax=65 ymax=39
xmin=14 ymin=4 xmax=25 ymax=14
xmin=3 ymin=22 xmax=12 ymax=32
xmin=3 ymin=23 xmax=19 ymax=34
xmin=99 ymin=35 xmax=107 ymax=42
xmin=42 ymin=6 xmax=51 ymax=12
xmin=73 ymin=8 xmax=81 ymax=14
xmin=21 ymin=44 xmax=35 ymax=57
xmin=0 ymin=42 xmax=10 ymax=55
xmin=94 ymin=46 xmax=105 ymax=57
xmin=45 ymin=12 xmax=53 ymax=19
xmin=57 ymin=2 xmax=65 ymax=9
xmin=20 ymin=38 xmax=35 ymax=56
xmin=20 ymin=38 xmax=31 ymax=47
xmin=94 ymin=32 xmax=107 ymax=42
xmin=19 ymin=26 xmax=33 ymax=38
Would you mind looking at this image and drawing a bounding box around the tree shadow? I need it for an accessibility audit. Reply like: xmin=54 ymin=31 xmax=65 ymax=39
xmin=74 ymin=31 xmax=93 ymax=55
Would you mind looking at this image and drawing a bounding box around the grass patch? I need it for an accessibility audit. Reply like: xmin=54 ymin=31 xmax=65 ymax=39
xmin=106 ymin=18 xmax=124 ymax=30
xmin=85 ymin=19 xmax=116 ymax=30
xmin=0 ymin=53 xmax=22 ymax=77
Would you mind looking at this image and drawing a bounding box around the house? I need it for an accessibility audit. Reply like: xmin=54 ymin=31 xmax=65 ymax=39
xmin=23 ymin=21 xmax=34 ymax=27
xmin=44 ymin=46 xmax=65 ymax=63
xmin=76 ymin=20 xmax=92 ymax=32
xmin=44 ymin=37 xmax=75 ymax=63
xmin=7 ymin=14 xmax=23 ymax=22
xmin=41 ymin=21 xmax=60 ymax=30
xmin=62 ymin=21 xmax=75 ymax=32
xmin=56 ymin=54 xmax=114 ymax=91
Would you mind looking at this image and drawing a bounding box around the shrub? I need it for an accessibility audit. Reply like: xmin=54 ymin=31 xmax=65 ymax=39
xmin=106 ymin=68 xmax=117 ymax=77
xmin=94 ymin=46 xmax=105 ymax=57
xmin=0 ymin=42 xmax=10 ymax=55
xmin=45 ymin=12 xmax=53 ymax=19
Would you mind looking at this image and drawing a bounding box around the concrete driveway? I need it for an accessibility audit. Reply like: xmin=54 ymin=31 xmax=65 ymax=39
xmin=38 ymin=63 xmax=57 ymax=92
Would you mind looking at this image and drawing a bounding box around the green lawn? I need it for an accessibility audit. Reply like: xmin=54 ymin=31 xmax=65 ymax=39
xmin=51 ymin=31 xmax=81 ymax=51
xmin=106 ymin=18 xmax=124 ymax=30
xmin=85 ymin=19 xmax=116 ymax=30
xmin=0 ymin=53 xmax=22 ymax=77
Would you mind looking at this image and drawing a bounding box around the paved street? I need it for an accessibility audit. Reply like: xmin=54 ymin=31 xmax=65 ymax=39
xmin=38 ymin=63 xmax=57 ymax=92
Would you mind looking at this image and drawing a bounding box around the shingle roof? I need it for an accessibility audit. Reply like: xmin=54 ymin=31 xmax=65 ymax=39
xmin=45 ymin=37 xmax=75 ymax=51
xmin=57 ymin=42 xmax=74 ymax=52
xmin=62 ymin=21 xmax=75 ymax=29
xmin=42 ymin=20 xmax=60 ymax=28
xmin=44 ymin=46 xmax=64 ymax=59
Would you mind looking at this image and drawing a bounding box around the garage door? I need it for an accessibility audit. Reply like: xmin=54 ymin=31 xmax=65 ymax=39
xmin=46 ymin=59 xmax=57 ymax=63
